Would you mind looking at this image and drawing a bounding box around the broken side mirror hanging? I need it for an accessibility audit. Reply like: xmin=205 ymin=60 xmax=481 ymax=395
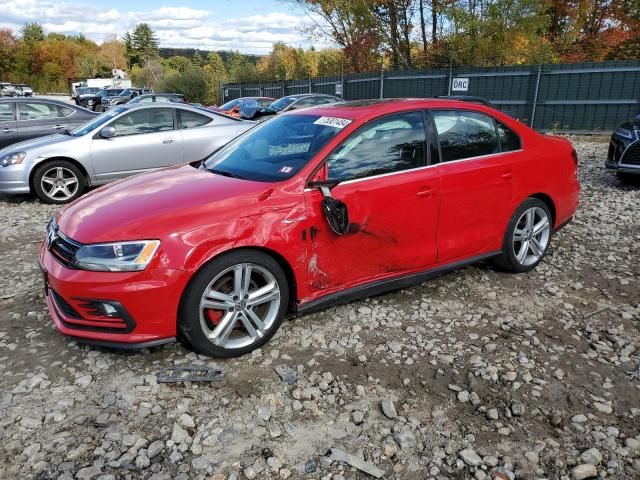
xmin=310 ymin=181 xmax=349 ymax=235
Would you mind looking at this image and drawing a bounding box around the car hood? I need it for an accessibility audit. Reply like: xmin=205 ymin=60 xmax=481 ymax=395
xmin=0 ymin=133 xmax=73 ymax=155
xmin=57 ymin=164 xmax=278 ymax=243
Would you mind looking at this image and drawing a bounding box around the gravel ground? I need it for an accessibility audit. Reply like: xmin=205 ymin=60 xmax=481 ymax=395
xmin=0 ymin=138 xmax=638 ymax=480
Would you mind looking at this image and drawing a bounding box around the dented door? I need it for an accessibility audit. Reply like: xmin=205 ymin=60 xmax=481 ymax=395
xmin=302 ymin=111 xmax=440 ymax=295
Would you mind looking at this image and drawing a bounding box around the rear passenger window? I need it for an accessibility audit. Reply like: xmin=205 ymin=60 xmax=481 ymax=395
xmin=58 ymin=106 xmax=75 ymax=117
xmin=327 ymin=111 xmax=426 ymax=181
xmin=432 ymin=110 xmax=499 ymax=162
xmin=497 ymin=122 xmax=521 ymax=151
xmin=178 ymin=110 xmax=211 ymax=129
xmin=0 ymin=103 xmax=13 ymax=122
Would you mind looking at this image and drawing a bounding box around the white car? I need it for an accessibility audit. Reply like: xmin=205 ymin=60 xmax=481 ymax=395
xmin=0 ymin=104 xmax=254 ymax=203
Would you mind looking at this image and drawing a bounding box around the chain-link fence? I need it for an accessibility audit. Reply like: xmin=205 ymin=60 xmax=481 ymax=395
xmin=221 ymin=60 xmax=640 ymax=134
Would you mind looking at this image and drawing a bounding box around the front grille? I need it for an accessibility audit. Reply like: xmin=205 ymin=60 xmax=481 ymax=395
xmin=621 ymin=141 xmax=640 ymax=166
xmin=50 ymin=232 xmax=80 ymax=268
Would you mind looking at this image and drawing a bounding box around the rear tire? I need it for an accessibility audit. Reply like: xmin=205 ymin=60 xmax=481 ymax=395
xmin=493 ymin=198 xmax=553 ymax=273
xmin=33 ymin=160 xmax=85 ymax=204
xmin=178 ymin=250 xmax=289 ymax=358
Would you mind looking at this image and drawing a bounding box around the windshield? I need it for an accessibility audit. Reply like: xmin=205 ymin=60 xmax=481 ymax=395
xmin=118 ymin=89 xmax=133 ymax=97
xmin=104 ymin=90 xmax=123 ymax=97
xmin=220 ymin=99 xmax=241 ymax=110
xmin=268 ymin=96 xmax=298 ymax=112
xmin=203 ymin=114 xmax=344 ymax=182
xmin=70 ymin=107 xmax=127 ymax=136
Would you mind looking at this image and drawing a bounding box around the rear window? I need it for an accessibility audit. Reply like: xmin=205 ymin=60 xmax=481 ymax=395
xmin=178 ymin=110 xmax=212 ymax=129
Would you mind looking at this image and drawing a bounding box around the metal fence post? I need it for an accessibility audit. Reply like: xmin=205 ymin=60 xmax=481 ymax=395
xmin=447 ymin=62 xmax=453 ymax=96
xmin=530 ymin=64 xmax=542 ymax=129
xmin=309 ymin=76 xmax=312 ymax=94
xmin=380 ymin=63 xmax=384 ymax=99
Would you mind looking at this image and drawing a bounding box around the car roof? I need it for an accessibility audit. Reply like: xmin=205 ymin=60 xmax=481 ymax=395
xmin=286 ymin=98 xmax=514 ymax=121
xmin=0 ymin=97 xmax=75 ymax=106
xmin=121 ymin=102 xmax=245 ymax=119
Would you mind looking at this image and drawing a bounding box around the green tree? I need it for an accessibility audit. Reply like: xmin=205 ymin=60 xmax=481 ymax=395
xmin=20 ymin=22 xmax=45 ymax=43
xmin=128 ymin=23 xmax=159 ymax=67
xmin=165 ymin=55 xmax=191 ymax=72
xmin=159 ymin=67 xmax=208 ymax=103
xmin=192 ymin=51 xmax=203 ymax=67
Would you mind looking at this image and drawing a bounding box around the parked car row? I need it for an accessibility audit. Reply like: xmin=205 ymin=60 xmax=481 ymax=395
xmin=76 ymin=87 xmax=158 ymax=112
xmin=7 ymin=87 xmax=638 ymax=360
xmin=1 ymin=82 xmax=34 ymax=97
xmin=211 ymin=93 xmax=343 ymax=120
xmin=0 ymin=102 xmax=252 ymax=203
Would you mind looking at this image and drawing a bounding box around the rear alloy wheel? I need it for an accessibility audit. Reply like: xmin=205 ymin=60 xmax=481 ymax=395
xmin=179 ymin=250 xmax=289 ymax=357
xmin=493 ymin=198 xmax=552 ymax=273
xmin=33 ymin=160 xmax=85 ymax=204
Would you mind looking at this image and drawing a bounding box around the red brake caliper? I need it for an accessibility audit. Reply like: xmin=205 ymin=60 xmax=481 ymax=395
xmin=206 ymin=309 xmax=223 ymax=326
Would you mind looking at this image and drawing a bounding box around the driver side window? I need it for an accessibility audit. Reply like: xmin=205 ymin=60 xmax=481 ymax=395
xmin=111 ymin=108 xmax=174 ymax=136
xmin=326 ymin=111 xmax=426 ymax=181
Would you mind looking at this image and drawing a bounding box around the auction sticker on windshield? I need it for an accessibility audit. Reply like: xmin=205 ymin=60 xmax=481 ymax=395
xmin=313 ymin=117 xmax=352 ymax=129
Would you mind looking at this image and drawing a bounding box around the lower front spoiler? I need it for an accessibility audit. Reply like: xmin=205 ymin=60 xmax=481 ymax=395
xmin=68 ymin=336 xmax=176 ymax=350
xmin=605 ymin=163 xmax=640 ymax=175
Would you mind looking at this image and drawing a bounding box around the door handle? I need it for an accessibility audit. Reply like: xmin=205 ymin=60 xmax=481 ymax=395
xmin=416 ymin=186 xmax=433 ymax=198
xmin=162 ymin=138 xmax=174 ymax=144
xmin=1 ymin=128 xmax=13 ymax=133
xmin=53 ymin=125 xmax=65 ymax=130
xmin=502 ymin=171 xmax=514 ymax=180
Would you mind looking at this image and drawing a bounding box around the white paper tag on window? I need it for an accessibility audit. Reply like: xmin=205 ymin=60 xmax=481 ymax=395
xmin=313 ymin=116 xmax=352 ymax=129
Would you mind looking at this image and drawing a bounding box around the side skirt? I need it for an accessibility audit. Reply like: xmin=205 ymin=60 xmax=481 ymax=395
xmin=296 ymin=251 xmax=501 ymax=315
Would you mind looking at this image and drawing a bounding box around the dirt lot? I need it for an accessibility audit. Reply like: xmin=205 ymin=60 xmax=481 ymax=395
xmin=0 ymin=139 xmax=638 ymax=480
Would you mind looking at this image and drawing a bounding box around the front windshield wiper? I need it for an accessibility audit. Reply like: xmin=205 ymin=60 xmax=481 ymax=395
xmin=208 ymin=168 xmax=247 ymax=180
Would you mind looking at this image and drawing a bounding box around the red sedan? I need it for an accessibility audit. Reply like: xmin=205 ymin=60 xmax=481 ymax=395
xmin=40 ymin=99 xmax=579 ymax=357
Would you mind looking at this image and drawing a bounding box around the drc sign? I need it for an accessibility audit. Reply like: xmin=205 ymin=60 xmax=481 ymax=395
xmin=451 ymin=78 xmax=469 ymax=92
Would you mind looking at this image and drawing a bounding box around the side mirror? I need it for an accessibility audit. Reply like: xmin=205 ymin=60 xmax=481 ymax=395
xmin=309 ymin=180 xmax=349 ymax=235
xmin=100 ymin=126 xmax=116 ymax=138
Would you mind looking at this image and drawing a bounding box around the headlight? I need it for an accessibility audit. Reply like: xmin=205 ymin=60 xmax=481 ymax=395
xmin=1 ymin=151 xmax=26 ymax=167
xmin=616 ymin=127 xmax=633 ymax=139
xmin=73 ymin=240 xmax=160 ymax=272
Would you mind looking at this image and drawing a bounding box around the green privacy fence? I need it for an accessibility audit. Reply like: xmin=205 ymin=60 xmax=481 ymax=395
xmin=221 ymin=60 xmax=640 ymax=134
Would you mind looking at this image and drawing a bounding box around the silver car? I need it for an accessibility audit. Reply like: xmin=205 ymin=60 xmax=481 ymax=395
xmin=0 ymin=104 xmax=254 ymax=204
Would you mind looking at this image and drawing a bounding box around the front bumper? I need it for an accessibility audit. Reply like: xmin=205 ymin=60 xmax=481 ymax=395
xmin=40 ymin=241 xmax=191 ymax=347
xmin=0 ymin=165 xmax=30 ymax=193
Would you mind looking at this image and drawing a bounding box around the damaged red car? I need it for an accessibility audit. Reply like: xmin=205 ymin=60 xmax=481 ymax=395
xmin=40 ymin=99 xmax=579 ymax=357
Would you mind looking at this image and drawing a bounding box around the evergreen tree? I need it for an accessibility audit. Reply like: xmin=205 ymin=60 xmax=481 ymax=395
xmin=20 ymin=22 xmax=45 ymax=43
xmin=131 ymin=23 xmax=159 ymax=66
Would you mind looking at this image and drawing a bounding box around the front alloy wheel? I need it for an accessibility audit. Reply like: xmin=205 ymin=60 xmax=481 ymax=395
xmin=33 ymin=160 xmax=85 ymax=204
xmin=179 ymin=250 xmax=289 ymax=357
xmin=494 ymin=198 xmax=552 ymax=273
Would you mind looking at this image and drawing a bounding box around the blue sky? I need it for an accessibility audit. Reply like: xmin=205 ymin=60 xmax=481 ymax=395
xmin=1 ymin=0 xmax=330 ymax=54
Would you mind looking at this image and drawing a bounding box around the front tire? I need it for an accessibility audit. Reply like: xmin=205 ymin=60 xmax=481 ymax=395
xmin=493 ymin=198 xmax=552 ymax=273
xmin=33 ymin=160 xmax=85 ymax=204
xmin=178 ymin=250 xmax=289 ymax=358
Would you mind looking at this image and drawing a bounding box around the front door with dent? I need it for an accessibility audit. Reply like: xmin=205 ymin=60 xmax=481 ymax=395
xmin=304 ymin=111 xmax=441 ymax=295
xmin=90 ymin=107 xmax=181 ymax=182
